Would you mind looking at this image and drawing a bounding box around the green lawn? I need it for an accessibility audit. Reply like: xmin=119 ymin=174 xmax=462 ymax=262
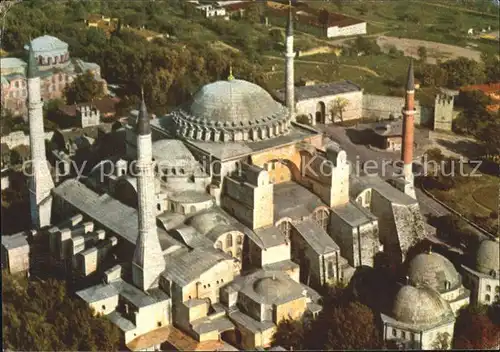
xmin=430 ymin=172 xmax=500 ymax=232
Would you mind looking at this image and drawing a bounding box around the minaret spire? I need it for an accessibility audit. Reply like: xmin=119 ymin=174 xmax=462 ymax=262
xmin=132 ymin=95 xmax=165 ymax=291
xmin=285 ymin=0 xmax=295 ymax=121
xmin=27 ymin=37 xmax=54 ymax=228
xmin=400 ymin=58 xmax=417 ymax=199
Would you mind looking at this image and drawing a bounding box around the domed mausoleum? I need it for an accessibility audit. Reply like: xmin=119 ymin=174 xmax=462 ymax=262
xmin=406 ymin=251 xmax=469 ymax=314
xmin=381 ymin=285 xmax=456 ymax=350
xmin=462 ymin=239 xmax=500 ymax=306
xmin=172 ymin=79 xmax=291 ymax=142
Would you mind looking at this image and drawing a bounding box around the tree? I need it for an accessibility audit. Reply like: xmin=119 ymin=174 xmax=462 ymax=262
xmin=246 ymin=3 xmax=263 ymax=24
xmin=329 ymin=97 xmax=349 ymax=122
xmin=481 ymin=51 xmax=500 ymax=83
xmin=417 ymin=46 xmax=428 ymax=62
xmin=352 ymin=36 xmax=381 ymax=55
xmin=2 ymin=272 xmax=121 ymax=351
xmin=418 ymin=63 xmax=448 ymax=87
xmin=441 ymin=57 xmax=486 ymax=88
xmin=453 ymin=304 xmax=500 ymax=349
xmin=272 ymin=318 xmax=305 ymax=350
xmin=64 ymin=71 xmax=105 ymax=105
xmin=269 ymin=28 xmax=284 ymax=45
xmin=308 ymin=301 xmax=382 ymax=350
xmin=432 ymin=332 xmax=451 ymax=349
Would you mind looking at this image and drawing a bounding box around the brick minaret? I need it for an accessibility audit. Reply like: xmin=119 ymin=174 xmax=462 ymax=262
xmin=400 ymin=59 xmax=416 ymax=199
xmin=132 ymin=93 xmax=165 ymax=291
xmin=402 ymin=59 xmax=415 ymax=182
xmin=285 ymin=1 xmax=295 ymax=120
xmin=27 ymin=40 xmax=54 ymax=228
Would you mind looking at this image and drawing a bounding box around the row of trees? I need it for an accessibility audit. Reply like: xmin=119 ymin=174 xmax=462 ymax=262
xmin=417 ymin=53 xmax=500 ymax=89
xmin=2 ymin=272 xmax=121 ymax=351
xmin=272 ymin=286 xmax=382 ymax=350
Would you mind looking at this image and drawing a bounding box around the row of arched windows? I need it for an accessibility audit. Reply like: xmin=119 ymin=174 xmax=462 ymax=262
xmin=38 ymin=53 xmax=69 ymax=66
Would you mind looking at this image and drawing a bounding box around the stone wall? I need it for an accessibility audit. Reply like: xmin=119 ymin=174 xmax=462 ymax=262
xmin=1 ymin=130 xmax=54 ymax=149
xmin=362 ymin=94 xmax=422 ymax=124
xmin=297 ymin=91 xmax=363 ymax=124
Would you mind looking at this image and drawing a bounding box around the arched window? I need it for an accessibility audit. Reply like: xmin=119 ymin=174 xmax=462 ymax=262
xmin=444 ymin=281 xmax=451 ymax=290
xmin=47 ymin=57 xmax=52 ymax=65
xmin=496 ymin=286 xmax=499 ymax=293
xmin=54 ymin=56 xmax=58 ymax=64
xmin=314 ymin=208 xmax=329 ymax=231
xmin=495 ymin=295 xmax=499 ymax=302
xmin=38 ymin=56 xmax=43 ymax=65
xmin=236 ymin=235 xmax=243 ymax=245
xmin=485 ymin=294 xmax=491 ymax=302
xmin=226 ymin=234 xmax=233 ymax=247
xmin=157 ymin=204 xmax=161 ymax=211
xmin=486 ymin=285 xmax=491 ymax=292
xmin=190 ymin=205 xmax=196 ymax=213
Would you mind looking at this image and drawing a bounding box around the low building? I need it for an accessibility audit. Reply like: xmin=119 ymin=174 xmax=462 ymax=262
xmin=461 ymin=239 xmax=500 ymax=306
xmin=371 ymin=120 xmax=403 ymax=151
xmin=1 ymin=232 xmax=30 ymax=274
xmin=275 ymin=80 xmax=363 ymax=124
xmin=381 ymin=285 xmax=456 ymax=350
xmin=56 ymin=97 xmax=121 ymax=128
xmin=195 ymin=4 xmax=227 ymax=18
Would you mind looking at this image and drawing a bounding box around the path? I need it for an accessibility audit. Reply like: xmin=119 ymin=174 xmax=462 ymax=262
xmin=410 ymin=0 xmax=499 ymax=18
xmin=264 ymin=55 xmax=380 ymax=77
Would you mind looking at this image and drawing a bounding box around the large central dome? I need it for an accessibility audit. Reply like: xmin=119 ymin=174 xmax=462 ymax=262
xmin=172 ymin=79 xmax=291 ymax=143
xmin=189 ymin=79 xmax=284 ymax=124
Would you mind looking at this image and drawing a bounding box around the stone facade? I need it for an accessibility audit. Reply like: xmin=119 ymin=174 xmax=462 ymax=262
xmin=298 ymin=90 xmax=363 ymax=124
xmin=433 ymin=94 xmax=455 ymax=132
xmin=1 ymin=232 xmax=30 ymax=274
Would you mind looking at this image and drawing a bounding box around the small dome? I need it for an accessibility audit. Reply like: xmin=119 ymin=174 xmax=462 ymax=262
xmin=476 ymin=239 xmax=500 ymax=275
xmin=392 ymin=285 xmax=452 ymax=325
xmin=253 ymin=276 xmax=293 ymax=302
xmin=407 ymin=252 xmax=460 ymax=292
xmin=187 ymin=79 xmax=285 ymax=125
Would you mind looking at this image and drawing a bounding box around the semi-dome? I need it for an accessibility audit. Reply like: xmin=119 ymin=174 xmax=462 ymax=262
xmin=476 ymin=239 xmax=500 ymax=275
xmin=407 ymin=252 xmax=460 ymax=292
xmin=253 ymin=275 xmax=293 ymax=303
xmin=392 ymin=285 xmax=452 ymax=325
xmin=152 ymin=140 xmax=197 ymax=168
xmin=172 ymin=79 xmax=291 ymax=143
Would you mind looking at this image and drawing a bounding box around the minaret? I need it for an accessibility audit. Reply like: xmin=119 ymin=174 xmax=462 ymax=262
xmin=27 ymin=39 xmax=55 ymax=228
xmin=400 ymin=59 xmax=416 ymax=199
xmin=285 ymin=1 xmax=295 ymax=120
xmin=132 ymin=93 xmax=165 ymax=291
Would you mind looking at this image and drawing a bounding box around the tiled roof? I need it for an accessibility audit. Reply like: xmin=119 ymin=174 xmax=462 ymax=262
xmin=293 ymin=219 xmax=339 ymax=255
xmin=162 ymin=247 xmax=232 ymax=286
xmin=58 ymin=97 xmax=121 ymax=118
xmin=275 ymin=80 xmax=362 ymax=102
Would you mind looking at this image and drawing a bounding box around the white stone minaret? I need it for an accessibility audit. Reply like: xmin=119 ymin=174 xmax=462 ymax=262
xmin=27 ymin=40 xmax=54 ymax=228
xmin=132 ymin=94 xmax=165 ymax=291
xmin=285 ymin=1 xmax=295 ymax=121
